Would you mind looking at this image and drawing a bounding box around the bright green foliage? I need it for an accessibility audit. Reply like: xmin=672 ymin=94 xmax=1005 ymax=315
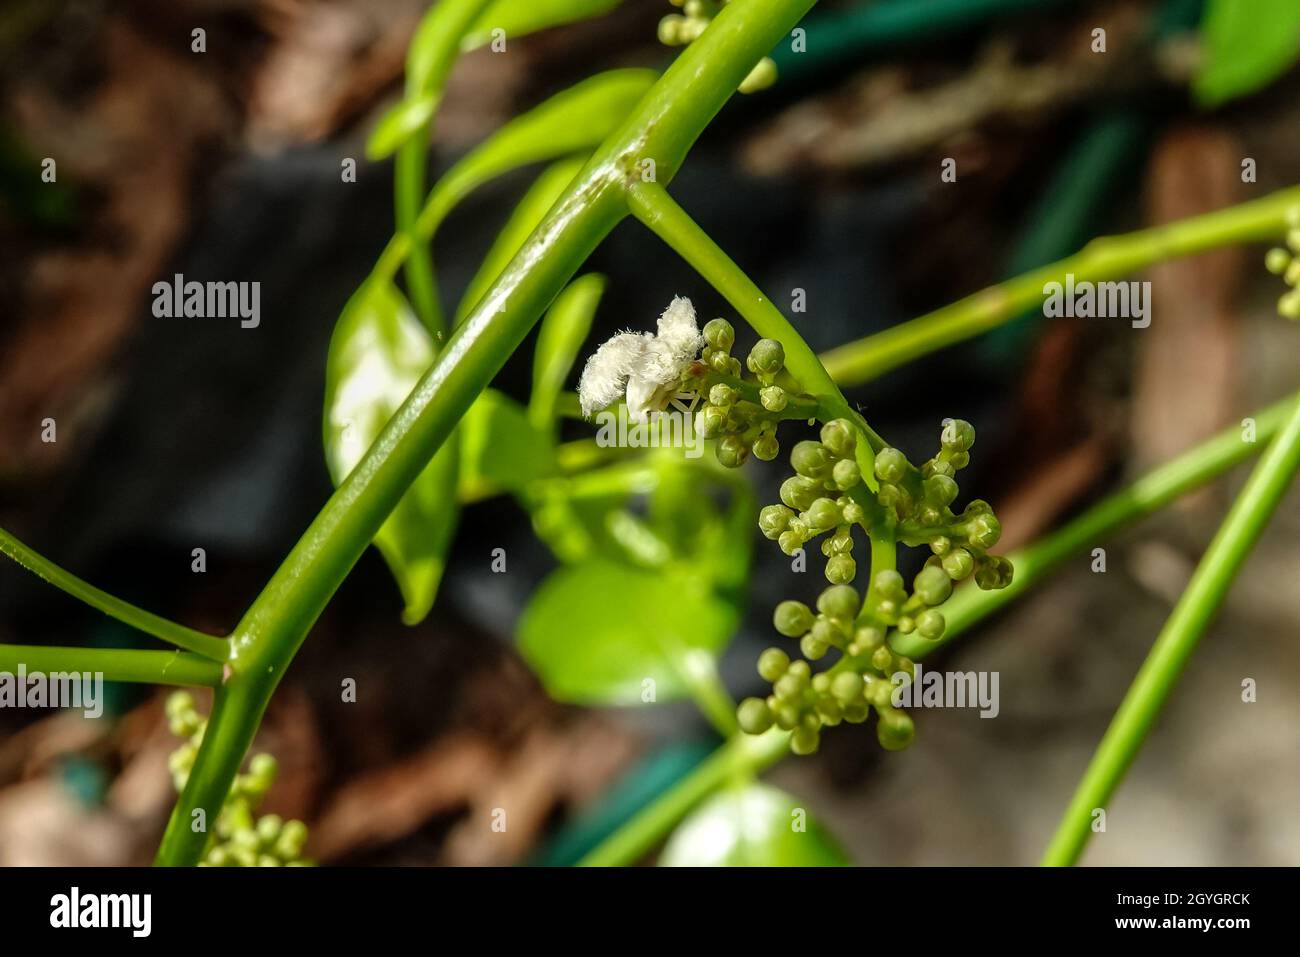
xmin=166 ymin=693 xmax=312 ymax=867
xmin=1265 ymin=207 xmax=1300 ymax=319
xmin=659 ymin=782 xmax=847 ymax=866
xmin=1194 ymin=0 xmax=1300 ymax=107
xmin=658 ymin=0 xmax=777 ymax=94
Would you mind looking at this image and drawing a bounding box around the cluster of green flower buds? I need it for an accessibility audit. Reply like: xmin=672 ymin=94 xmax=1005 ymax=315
xmin=1265 ymin=207 xmax=1300 ymax=319
xmin=759 ymin=418 xmax=866 ymax=584
xmin=742 ymin=416 xmax=1013 ymax=756
xmin=166 ymin=691 xmax=312 ymax=866
xmin=692 ymin=317 xmax=807 ymax=469
xmin=658 ymin=1 xmax=777 ymax=93
xmin=875 ymin=419 xmax=1013 ymax=596
xmin=735 ymin=584 xmax=917 ymax=755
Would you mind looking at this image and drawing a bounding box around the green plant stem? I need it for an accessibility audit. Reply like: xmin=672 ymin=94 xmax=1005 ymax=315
xmin=677 ymin=653 xmax=740 ymax=738
xmin=819 ymin=184 xmax=1300 ymax=386
xmin=395 ymin=0 xmax=496 ymax=336
xmin=0 ymin=526 xmax=229 ymax=662
xmin=626 ymin=178 xmax=885 ymax=470
xmin=582 ymin=392 xmax=1296 ymax=865
xmin=155 ymin=0 xmax=818 ymax=867
xmin=1041 ymin=394 xmax=1300 ymax=867
xmin=0 ymin=644 xmax=222 ymax=687
xmin=578 ymin=728 xmax=790 ymax=866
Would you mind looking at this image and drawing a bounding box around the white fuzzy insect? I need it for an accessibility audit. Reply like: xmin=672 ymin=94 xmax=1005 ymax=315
xmin=577 ymin=296 xmax=704 ymax=419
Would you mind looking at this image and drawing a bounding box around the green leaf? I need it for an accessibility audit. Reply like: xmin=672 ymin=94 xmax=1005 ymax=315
xmin=367 ymin=0 xmax=497 ymax=160
xmin=529 ymin=272 xmax=605 ymax=429
xmin=1194 ymin=0 xmax=1300 ymax=106
xmin=458 ymin=388 xmax=555 ymax=496
xmin=463 ymin=0 xmax=623 ymax=50
xmin=323 ymin=281 xmax=460 ymax=624
xmin=660 ymin=783 xmax=849 ymax=867
xmin=417 ymin=68 xmax=658 ymax=237
xmin=366 ymin=96 xmax=438 ymax=161
xmin=518 ymin=558 xmax=738 ymax=704
xmin=455 ymin=156 xmax=588 ymax=324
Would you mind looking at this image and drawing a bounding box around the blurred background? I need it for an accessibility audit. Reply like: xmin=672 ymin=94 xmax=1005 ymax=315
xmin=1 ymin=0 xmax=1299 ymax=865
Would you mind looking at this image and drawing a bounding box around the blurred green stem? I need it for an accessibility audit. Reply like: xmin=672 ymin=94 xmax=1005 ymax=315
xmin=0 ymin=644 xmax=222 ymax=687
xmin=820 ymin=184 xmax=1300 ymax=386
xmin=0 ymin=526 xmax=229 ymax=662
xmin=1041 ymin=393 xmax=1300 ymax=867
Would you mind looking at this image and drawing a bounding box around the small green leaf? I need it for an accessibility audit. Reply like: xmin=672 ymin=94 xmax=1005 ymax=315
xmin=419 ymin=69 xmax=658 ymax=237
xmin=463 ymin=0 xmax=623 ymax=50
xmin=518 ymin=558 xmax=738 ymax=704
xmin=458 ymin=388 xmax=555 ymax=496
xmin=1194 ymin=0 xmax=1300 ymax=106
xmin=456 ymin=156 xmax=588 ymax=324
xmin=660 ymin=783 xmax=849 ymax=867
xmin=366 ymin=96 xmax=438 ymax=161
xmin=323 ymin=281 xmax=459 ymax=624
xmin=529 ymin=273 xmax=605 ymax=429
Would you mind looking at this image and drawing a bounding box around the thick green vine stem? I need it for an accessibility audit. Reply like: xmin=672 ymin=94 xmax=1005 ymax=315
xmin=155 ymin=0 xmax=818 ymax=866
xmin=165 ymin=692 xmax=312 ymax=866
xmin=1043 ymin=393 xmax=1300 ymax=865
xmin=0 ymin=644 xmax=222 ymax=687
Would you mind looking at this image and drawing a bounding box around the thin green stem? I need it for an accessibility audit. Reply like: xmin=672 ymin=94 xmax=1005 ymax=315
xmin=155 ymin=0 xmax=818 ymax=866
xmin=0 ymin=526 xmax=229 ymax=662
xmin=583 ymin=392 xmax=1296 ymax=865
xmin=1041 ymin=394 xmax=1300 ymax=867
xmin=820 ymin=184 xmax=1300 ymax=386
xmin=0 ymin=644 xmax=222 ymax=687
xmin=677 ymin=651 xmax=740 ymax=738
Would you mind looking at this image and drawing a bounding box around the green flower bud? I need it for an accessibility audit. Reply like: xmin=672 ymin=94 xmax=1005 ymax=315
xmin=774 ymin=673 xmax=803 ymax=701
xmin=759 ymin=504 xmax=795 ymax=539
xmin=774 ymin=600 xmax=815 ymax=637
xmin=752 ymin=434 xmax=780 ymax=461
xmin=1266 ymin=247 xmax=1292 ymax=275
xmin=757 ymin=647 xmax=790 ymax=681
xmin=780 ymin=474 xmax=821 ymax=510
xmin=876 ymin=708 xmax=915 ymax=751
xmin=1282 ymin=290 xmax=1300 ymax=320
xmin=739 ymin=56 xmax=778 ymax=95
xmin=942 ymin=548 xmax=974 ymax=580
xmin=872 ymin=569 xmax=906 ymax=599
xmin=941 ymin=419 xmax=976 ymax=453
xmin=843 ymin=700 xmax=870 ymax=724
xmin=790 ymin=725 xmax=820 ymax=755
xmin=831 ymin=458 xmax=861 ymax=491
xmin=805 ymin=497 xmax=841 ymax=530
xmin=874 ymin=447 xmax=908 ymax=484
xmin=851 ymin=625 xmax=885 ymax=655
xmin=708 ymin=349 xmax=733 ymax=373
xmin=870 ymin=645 xmax=893 ymax=673
xmin=825 ymin=554 xmax=856 ymax=584
xmin=975 ymin=555 xmax=1015 ymax=590
xmin=930 ymin=535 xmax=951 ymax=556
xmin=830 ymin=671 xmax=864 ymax=705
xmin=778 ymin=530 xmax=804 ymax=555
xmin=696 ymin=404 xmax=728 ymax=438
xmin=274 ymin=820 xmax=309 ymax=860
xmin=812 ymin=673 xmax=831 ymax=694
xmin=923 ymin=473 xmax=959 ymax=508
xmin=716 ymin=434 xmax=749 ymax=469
xmin=800 ymin=632 xmax=829 ymax=660
xmin=773 ymin=702 xmax=800 ymax=730
xmin=819 ymin=419 xmax=856 ymax=459
xmin=657 ymin=14 xmax=686 ymax=45
xmin=916 ymin=609 xmax=945 ymax=640
xmin=816 ymin=583 xmax=860 ymax=620
xmin=842 ymin=501 xmax=866 ymax=525
xmin=790 ymin=440 xmax=831 ymax=479
xmin=913 ymin=564 xmax=953 ymax=606
xmin=759 ymin=385 xmax=788 ymax=412
xmin=703 ymin=317 xmax=734 ymax=351
xmin=708 ymin=383 xmax=735 ymax=407
xmin=737 ymin=697 xmax=774 ymax=734
xmin=896 ymin=615 xmax=914 ymax=634
xmin=747 ymin=338 xmax=785 ymax=376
